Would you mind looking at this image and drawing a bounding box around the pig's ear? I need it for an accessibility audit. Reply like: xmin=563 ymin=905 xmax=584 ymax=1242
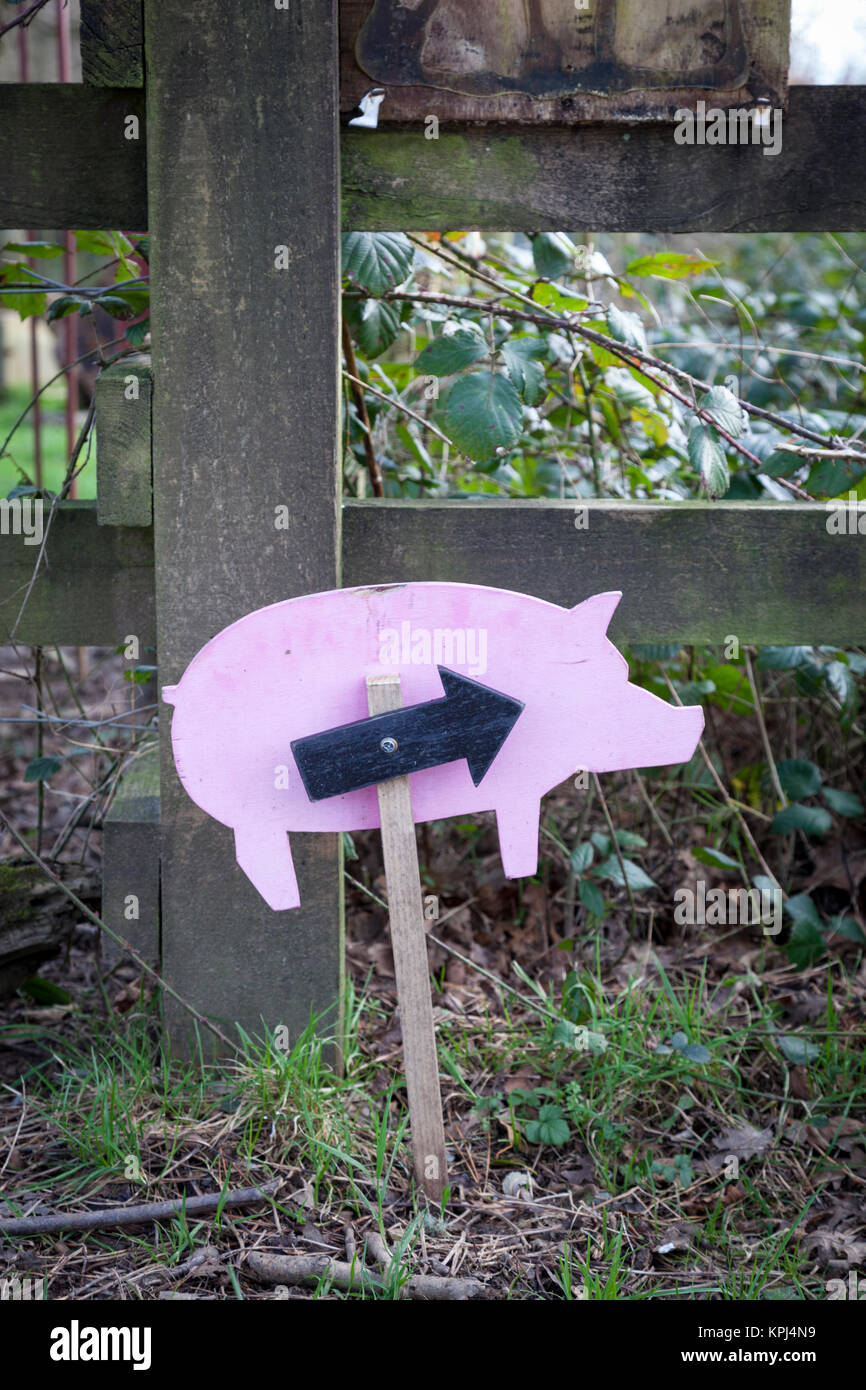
xmin=161 ymin=685 xmax=178 ymax=705
xmin=570 ymin=591 xmax=622 ymax=634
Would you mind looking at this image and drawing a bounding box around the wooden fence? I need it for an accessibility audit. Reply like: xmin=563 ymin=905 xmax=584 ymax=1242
xmin=0 ymin=1 xmax=864 ymax=1052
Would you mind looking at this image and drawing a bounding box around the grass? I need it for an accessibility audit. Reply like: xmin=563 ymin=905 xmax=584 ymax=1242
xmin=0 ymin=384 xmax=97 ymax=497
xmin=0 ymin=627 xmax=863 ymax=1301
xmin=1 ymin=915 xmax=862 ymax=1300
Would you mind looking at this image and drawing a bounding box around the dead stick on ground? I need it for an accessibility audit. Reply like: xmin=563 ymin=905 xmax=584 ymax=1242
xmin=245 ymin=1251 xmax=483 ymax=1301
xmin=0 ymin=1179 xmax=281 ymax=1239
xmin=367 ymin=674 xmax=448 ymax=1203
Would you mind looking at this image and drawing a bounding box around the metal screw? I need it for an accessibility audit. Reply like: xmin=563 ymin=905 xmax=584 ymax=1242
xmin=379 ymin=736 xmax=398 ymax=754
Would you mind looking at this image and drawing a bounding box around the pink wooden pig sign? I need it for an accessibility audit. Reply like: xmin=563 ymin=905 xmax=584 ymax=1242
xmin=162 ymin=583 xmax=704 ymax=910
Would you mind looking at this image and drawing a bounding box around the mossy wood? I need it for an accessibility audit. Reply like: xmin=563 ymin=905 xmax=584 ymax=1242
xmin=2 ymin=500 xmax=862 ymax=648
xmin=3 ymin=86 xmax=866 ymax=233
xmin=0 ymin=502 xmax=155 ymax=647
xmin=145 ymin=0 xmax=344 ymax=1057
xmin=80 ymin=0 xmax=143 ymax=87
xmin=0 ymin=863 xmax=98 ymax=998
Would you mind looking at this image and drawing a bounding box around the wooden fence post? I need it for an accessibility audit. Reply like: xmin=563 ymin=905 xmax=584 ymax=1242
xmin=145 ymin=1 xmax=344 ymax=1055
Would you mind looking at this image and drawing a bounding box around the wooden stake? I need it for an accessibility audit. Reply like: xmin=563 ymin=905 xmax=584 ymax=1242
xmin=367 ymin=673 xmax=448 ymax=1203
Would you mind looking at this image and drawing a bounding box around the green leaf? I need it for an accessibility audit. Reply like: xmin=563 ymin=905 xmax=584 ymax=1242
xmin=74 ymin=229 xmax=134 ymax=259
xmin=625 ymin=251 xmax=719 ymax=280
xmin=2 ymin=240 xmax=65 ymax=259
xmin=615 ymin=829 xmax=648 ymax=849
xmin=681 ymin=1043 xmax=711 ymax=1063
xmin=532 ymin=1105 xmax=571 ymax=1147
xmin=0 ymin=290 xmax=47 ymax=320
xmin=785 ymin=920 xmax=826 ymax=971
xmin=775 ymin=758 xmax=822 ymax=799
xmin=688 ymin=420 xmax=729 ymax=498
xmin=414 ymin=327 xmax=487 ymax=377
xmin=93 ymin=294 xmax=139 ymax=320
xmin=501 ymin=337 xmax=547 ymax=405
xmin=785 ymin=893 xmax=823 ymax=929
xmin=631 ymin=644 xmax=683 ymax=661
xmin=596 ymin=856 xmax=657 ymax=892
xmin=807 ymin=456 xmax=866 ymax=498
xmin=46 ymin=294 xmax=86 ymax=323
xmin=771 ymin=803 xmax=833 ymax=836
xmin=692 ymin=846 xmax=739 ymax=869
xmin=603 ymin=366 xmax=656 ymax=413
xmin=578 ymin=878 xmax=605 ymax=919
xmin=24 ymin=756 xmax=62 ymax=782
xmin=20 ymin=976 xmax=73 ymax=1004
xmin=345 ymin=296 xmax=402 ymax=358
xmin=570 ymin=841 xmax=594 ymax=873
xmin=827 ymin=914 xmax=866 ymax=945
xmin=442 ymin=371 xmax=522 ymax=462
xmin=825 ymin=660 xmax=856 ymax=710
xmin=531 ymin=232 xmax=575 ymax=280
xmin=820 ymin=786 xmax=864 ymax=818
xmin=700 ymin=384 xmax=744 ymax=438
xmin=125 ymin=316 xmax=150 ymax=349
xmin=756 ymin=646 xmax=811 ymax=670
xmin=777 ymin=1034 xmax=820 ymax=1065
xmin=341 ymin=232 xmax=414 ymax=297
xmin=606 ymin=303 xmax=647 ymax=352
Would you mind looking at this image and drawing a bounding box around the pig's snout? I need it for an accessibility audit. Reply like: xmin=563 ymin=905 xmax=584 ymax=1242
xmin=652 ymin=701 xmax=704 ymax=764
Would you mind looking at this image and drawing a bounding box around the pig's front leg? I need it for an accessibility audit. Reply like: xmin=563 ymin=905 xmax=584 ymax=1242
xmin=495 ymin=798 xmax=541 ymax=881
xmin=233 ymin=823 xmax=300 ymax=911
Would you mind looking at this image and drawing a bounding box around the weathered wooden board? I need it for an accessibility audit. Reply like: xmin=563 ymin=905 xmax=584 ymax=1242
xmin=341 ymin=87 xmax=865 ymax=230
xmin=0 ymin=502 xmax=155 ymax=647
xmin=1 ymin=498 xmax=863 ymax=648
xmin=101 ymin=743 xmax=160 ymax=968
xmin=0 ymin=86 xmax=147 ymax=229
xmin=80 ymin=0 xmax=144 ymax=87
xmin=162 ymin=584 xmax=702 ymax=909
xmin=145 ymin=0 xmax=344 ymax=1056
xmin=95 ymin=354 xmax=153 ymax=528
xmin=2 ymin=86 xmax=865 ymax=233
xmin=341 ymin=500 xmax=866 ymax=646
xmin=344 ymin=0 xmax=791 ymax=123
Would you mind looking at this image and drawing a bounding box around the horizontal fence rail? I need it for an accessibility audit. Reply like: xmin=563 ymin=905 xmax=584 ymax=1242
xmin=0 ymin=501 xmax=155 ymax=647
xmin=1 ymin=85 xmax=865 ymax=232
xmin=2 ymin=498 xmax=862 ymax=649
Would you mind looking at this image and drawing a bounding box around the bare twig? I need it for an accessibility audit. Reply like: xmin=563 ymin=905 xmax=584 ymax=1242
xmin=245 ymin=1250 xmax=484 ymax=1300
xmin=343 ymin=370 xmax=453 ymax=448
xmin=0 ymin=0 xmax=53 ymax=39
xmin=660 ymin=673 xmax=782 ymax=893
xmin=744 ymin=649 xmax=787 ymax=807
xmin=342 ymin=320 xmax=384 ymax=496
xmin=0 ymin=1180 xmax=281 ymax=1238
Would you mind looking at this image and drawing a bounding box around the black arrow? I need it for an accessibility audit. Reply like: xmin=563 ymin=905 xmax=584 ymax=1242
xmin=291 ymin=667 xmax=524 ymax=802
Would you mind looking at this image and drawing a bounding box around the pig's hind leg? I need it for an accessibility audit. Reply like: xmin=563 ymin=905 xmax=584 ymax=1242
xmin=495 ymin=798 xmax=541 ymax=882
xmin=234 ymin=824 xmax=300 ymax=911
